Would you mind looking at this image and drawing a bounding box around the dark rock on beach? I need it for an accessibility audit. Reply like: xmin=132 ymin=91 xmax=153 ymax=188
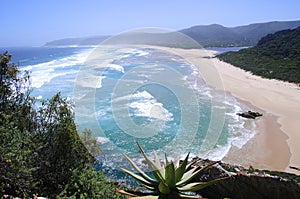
xmin=237 ymin=111 xmax=263 ymax=119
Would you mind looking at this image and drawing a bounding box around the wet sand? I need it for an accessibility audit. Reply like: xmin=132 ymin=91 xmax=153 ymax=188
xmin=148 ymin=46 xmax=300 ymax=174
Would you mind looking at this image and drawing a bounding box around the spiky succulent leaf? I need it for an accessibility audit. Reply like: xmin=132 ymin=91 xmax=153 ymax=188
xmin=175 ymin=153 xmax=190 ymax=182
xmin=165 ymin=161 xmax=176 ymax=188
xmin=153 ymin=150 xmax=165 ymax=178
xmin=117 ymin=190 xmax=159 ymax=198
xmin=165 ymin=153 xmax=169 ymax=165
xmin=117 ymin=189 xmax=138 ymax=197
xmin=129 ymin=196 xmax=159 ymax=199
xmin=173 ymin=157 xmax=180 ymax=168
xmin=121 ymin=168 xmax=154 ymax=187
xmin=178 ymin=177 xmax=228 ymax=192
xmin=120 ymin=143 xmax=226 ymax=199
xmin=185 ymin=158 xmax=200 ymax=171
xmin=153 ymin=150 xmax=162 ymax=170
xmin=137 ymin=142 xmax=164 ymax=182
xmin=123 ymin=153 xmax=158 ymax=185
xmin=158 ymin=181 xmax=170 ymax=194
xmin=143 ymin=184 xmax=156 ymax=190
xmin=177 ymin=161 xmax=220 ymax=186
xmin=178 ymin=193 xmax=203 ymax=199
xmin=177 ymin=167 xmax=198 ymax=186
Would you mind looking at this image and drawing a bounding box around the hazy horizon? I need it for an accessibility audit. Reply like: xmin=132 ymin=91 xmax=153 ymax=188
xmin=1 ymin=0 xmax=300 ymax=47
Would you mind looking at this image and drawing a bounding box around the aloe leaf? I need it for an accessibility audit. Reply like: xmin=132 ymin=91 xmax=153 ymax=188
xmin=121 ymin=168 xmax=154 ymax=187
xmin=177 ymin=167 xmax=198 ymax=186
xmin=117 ymin=189 xmax=159 ymax=198
xmin=158 ymin=181 xmax=170 ymax=194
xmin=151 ymin=168 xmax=165 ymax=184
xmin=185 ymin=157 xmax=199 ymax=171
xmin=143 ymin=184 xmax=156 ymax=190
xmin=129 ymin=196 xmax=159 ymax=199
xmin=136 ymin=142 xmax=158 ymax=170
xmin=153 ymin=150 xmax=162 ymax=170
xmin=123 ymin=153 xmax=157 ymax=184
xmin=153 ymin=150 xmax=165 ymax=178
xmin=173 ymin=156 xmax=180 ymax=168
xmin=178 ymin=193 xmax=204 ymax=199
xmin=165 ymin=153 xmax=169 ymax=165
xmin=117 ymin=189 xmax=138 ymax=197
xmin=137 ymin=142 xmax=164 ymax=181
xmin=177 ymin=161 xmax=220 ymax=186
xmin=178 ymin=177 xmax=228 ymax=192
xmin=175 ymin=152 xmax=190 ymax=182
xmin=165 ymin=161 xmax=176 ymax=188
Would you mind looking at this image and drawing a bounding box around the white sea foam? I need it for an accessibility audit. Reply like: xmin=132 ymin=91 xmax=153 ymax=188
xmin=129 ymin=49 xmax=149 ymax=57
xmin=77 ymin=75 xmax=106 ymax=89
xmin=96 ymin=136 xmax=110 ymax=144
xmin=118 ymin=48 xmax=150 ymax=59
xmin=182 ymin=61 xmax=256 ymax=160
xmin=107 ymin=63 xmax=125 ymax=73
xmin=22 ymin=49 xmax=93 ymax=88
xmin=129 ymin=91 xmax=173 ymax=121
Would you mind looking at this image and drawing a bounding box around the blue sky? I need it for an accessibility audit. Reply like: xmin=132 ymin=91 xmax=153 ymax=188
xmin=1 ymin=0 xmax=299 ymax=46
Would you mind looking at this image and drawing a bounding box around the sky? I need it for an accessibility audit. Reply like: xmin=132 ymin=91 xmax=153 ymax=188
xmin=1 ymin=0 xmax=300 ymax=46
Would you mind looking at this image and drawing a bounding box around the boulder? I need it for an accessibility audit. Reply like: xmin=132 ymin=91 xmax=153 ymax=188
xmin=237 ymin=111 xmax=263 ymax=119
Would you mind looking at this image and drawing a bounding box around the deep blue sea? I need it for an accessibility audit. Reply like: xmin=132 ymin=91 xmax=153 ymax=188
xmin=2 ymin=46 xmax=255 ymax=177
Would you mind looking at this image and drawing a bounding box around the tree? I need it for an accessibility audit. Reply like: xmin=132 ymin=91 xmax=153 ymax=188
xmin=32 ymin=93 xmax=96 ymax=197
xmin=0 ymin=52 xmax=36 ymax=197
xmin=0 ymin=52 xmax=108 ymax=198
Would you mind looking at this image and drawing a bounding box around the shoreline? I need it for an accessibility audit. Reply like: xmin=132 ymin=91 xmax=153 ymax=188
xmin=145 ymin=45 xmax=300 ymax=175
xmin=222 ymin=97 xmax=291 ymax=172
xmin=210 ymin=58 xmax=300 ymax=175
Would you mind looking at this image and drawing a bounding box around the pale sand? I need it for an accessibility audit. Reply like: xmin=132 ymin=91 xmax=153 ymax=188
xmin=146 ymin=46 xmax=300 ymax=174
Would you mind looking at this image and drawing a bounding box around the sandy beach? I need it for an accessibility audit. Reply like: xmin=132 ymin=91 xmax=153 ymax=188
xmin=149 ymin=46 xmax=300 ymax=175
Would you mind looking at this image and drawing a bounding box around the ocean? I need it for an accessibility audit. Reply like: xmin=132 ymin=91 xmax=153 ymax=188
xmin=3 ymin=45 xmax=255 ymax=177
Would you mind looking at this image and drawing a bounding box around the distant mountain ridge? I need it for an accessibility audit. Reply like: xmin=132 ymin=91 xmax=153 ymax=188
xmin=180 ymin=20 xmax=300 ymax=47
xmin=44 ymin=35 xmax=109 ymax=46
xmin=45 ymin=20 xmax=300 ymax=47
xmin=217 ymin=26 xmax=300 ymax=83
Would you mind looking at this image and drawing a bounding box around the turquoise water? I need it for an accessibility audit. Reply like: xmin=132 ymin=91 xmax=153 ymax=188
xmin=4 ymin=46 xmax=255 ymax=173
xmin=72 ymin=45 xmax=255 ymax=169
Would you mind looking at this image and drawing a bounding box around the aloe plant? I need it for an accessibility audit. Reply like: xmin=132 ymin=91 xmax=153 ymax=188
xmin=117 ymin=143 xmax=227 ymax=199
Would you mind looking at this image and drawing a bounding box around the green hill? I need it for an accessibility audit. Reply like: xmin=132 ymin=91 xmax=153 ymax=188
xmin=179 ymin=24 xmax=242 ymax=47
xmin=217 ymin=26 xmax=300 ymax=83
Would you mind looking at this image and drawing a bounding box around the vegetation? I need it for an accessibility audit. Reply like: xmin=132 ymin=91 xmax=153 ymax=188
xmin=57 ymin=165 xmax=124 ymax=199
xmin=0 ymin=52 xmax=124 ymax=198
xmin=118 ymin=143 xmax=226 ymax=199
xmin=217 ymin=26 xmax=300 ymax=83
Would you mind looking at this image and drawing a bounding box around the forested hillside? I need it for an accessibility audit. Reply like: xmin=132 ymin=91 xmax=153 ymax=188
xmin=217 ymin=26 xmax=300 ymax=83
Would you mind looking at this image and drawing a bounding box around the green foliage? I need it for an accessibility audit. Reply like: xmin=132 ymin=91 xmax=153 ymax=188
xmin=217 ymin=26 xmax=300 ymax=83
xmin=118 ymin=143 xmax=226 ymax=199
xmin=57 ymin=165 xmax=126 ymax=199
xmin=81 ymin=128 xmax=102 ymax=157
xmin=31 ymin=93 xmax=96 ymax=197
xmin=0 ymin=52 xmax=117 ymax=198
xmin=0 ymin=52 xmax=36 ymax=197
xmin=0 ymin=124 xmax=36 ymax=197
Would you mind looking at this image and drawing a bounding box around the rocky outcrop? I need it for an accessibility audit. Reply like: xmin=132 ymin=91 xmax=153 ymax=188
xmin=191 ymin=158 xmax=300 ymax=199
xmin=237 ymin=111 xmax=263 ymax=119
